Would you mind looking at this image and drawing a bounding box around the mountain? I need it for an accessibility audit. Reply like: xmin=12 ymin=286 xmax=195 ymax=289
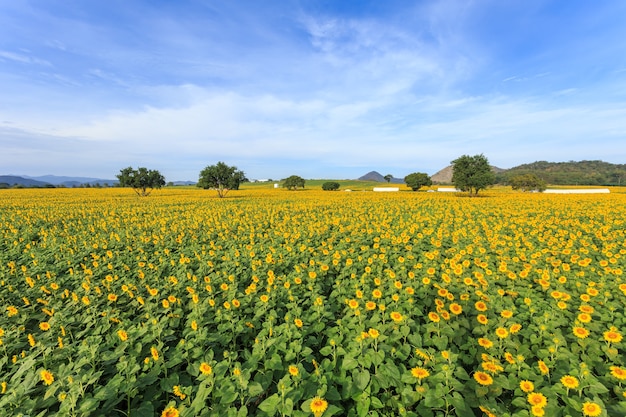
xmin=497 ymin=160 xmax=626 ymax=185
xmin=0 ymin=175 xmax=51 ymax=187
xmin=358 ymin=171 xmax=404 ymax=184
xmin=25 ymin=175 xmax=117 ymax=186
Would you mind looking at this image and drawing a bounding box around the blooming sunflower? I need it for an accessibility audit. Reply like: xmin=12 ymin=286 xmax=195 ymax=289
xmin=161 ymin=407 xmax=179 ymax=417
xmin=560 ymin=375 xmax=579 ymax=389
xmin=527 ymin=392 xmax=547 ymax=408
xmin=199 ymin=362 xmax=213 ymax=376
xmin=411 ymin=366 xmax=430 ymax=380
xmin=309 ymin=396 xmax=328 ymax=417
xmin=495 ymin=327 xmax=509 ymax=339
xmin=288 ymin=365 xmax=299 ymax=377
xmin=449 ymin=303 xmax=462 ymax=315
xmin=40 ymin=369 xmax=54 ymax=385
xmin=474 ymin=371 xmax=493 ymax=386
xmin=520 ymin=380 xmax=534 ymax=393
xmin=390 ymin=312 xmax=403 ymax=322
xmin=581 ymin=401 xmax=602 ymax=417
xmin=604 ymin=329 xmax=622 ymax=344
xmin=428 ymin=312 xmax=440 ymax=323
xmin=573 ymin=327 xmax=590 ymax=339
xmin=610 ymin=366 xmax=626 ymax=380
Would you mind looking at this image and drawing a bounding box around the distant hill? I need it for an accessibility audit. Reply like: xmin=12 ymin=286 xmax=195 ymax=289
xmin=0 ymin=175 xmax=118 ymax=188
xmin=0 ymin=175 xmax=51 ymax=187
xmin=25 ymin=175 xmax=118 ymax=187
xmin=358 ymin=171 xmax=404 ymax=184
xmin=497 ymin=160 xmax=626 ymax=185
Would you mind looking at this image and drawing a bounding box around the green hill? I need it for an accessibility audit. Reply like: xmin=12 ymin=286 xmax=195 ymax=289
xmin=497 ymin=160 xmax=626 ymax=186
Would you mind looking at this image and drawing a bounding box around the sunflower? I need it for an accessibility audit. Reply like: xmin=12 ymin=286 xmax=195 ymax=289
xmin=411 ymin=367 xmax=430 ymax=380
xmin=365 ymin=301 xmax=376 ymax=310
xmin=117 ymin=329 xmax=128 ymax=342
xmin=527 ymin=392 xmax=547 ymax=408
xmin=294 ymin=318 xmax=303 ymax=328
xmin=199 ymin=362 xmax=213 ymax=376
xmin=538 ymin=360 xmax=549 ymax=375
xmin=348 ymin=299 xmax=359 ymax=309
xmin=288 ymin=365 xmax=299 ymax=377
xmin=519 ymin=380 xmax=534 ymax=393
xmin=604 ymin=329 xmax=622 ymax=344
xmin=474 ymin=371 xmax=493 ymax=386
xmin=40 ymin=369 xmax=54 ymax=385
xmin=610 ymin=366 xmax=626 ymax=380
xmin=560 ymin=375 xmax=579 ymax=389
xmin=428 ymin=312 xmax=440 ymax=323
xmin=577 ymin=313 xmax=592 ymax=323
xmin=581 ymin=401 xmax=602 ymax=417
xmin=151 ymin=346 xmax=159 ymax=361
xmin=495 ymin=327 xmax=509 ymax=339
xmin=475 ymin=301 xmax=488 ymax=312
xmin=531 ymin=405 xmax=545 ymax=417
xmin=477 ymin=314 xmax=489 ymax=325
xmin=510 ymin=323 xmax=522 ymax=334
xmin=390 ymin=312 xmax=403 ymax=322
xmin=161 ymin=407 xmax=179 ymax=417
xmin=500 ymin=309 xmax=513 ymax=318
xmin=478 ymin=338 xmax=493 ymax=349
xmin=368 ymin=328 xmax=380 ymax=339
xmin=39 ymin=322 xmax=51 ymax=331
xmin=449 ymin=303 xmax=462 ymax=315
xmin=309 ymin=396 xmax=328 ymax=417
xmin=573 ymin=327 xmax=590 ymax=339
xmin=372 ymin=289 xmax=382 ymax=299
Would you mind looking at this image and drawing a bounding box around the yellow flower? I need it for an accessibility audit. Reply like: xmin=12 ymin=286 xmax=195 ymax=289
xmin=538 ymin=360 xmax=549 ymax=375
xmin=294 ymin=318 xmax=303 ymax=328
xmin=39 ymin=322 xmax=51 ymax=331
xmin=604 ymin=329 xmax=622 ymax=343
xmin=288 ymin=365 xmax=299 ymax=377
xmin=368 ymin=328 xmax=380 ymax=339
xmin=40 ymin=369 xmax=54 ymax=385
xmin=581 ymin=401 xmax=602 ymax=417
xmin=520 ymin=380 xmax=534 ymax=393
xmin=161 ymin=407 xmax=179 ymax=417
xmin=108 ymin=293 xmax=118 ymax=302
xmin=475 ymin=301 xmax=488 ymax=312
xmin=531 ymin=405 xmax=545 ymax=417
xmin=151 ymin=346 xmax=159 ymax=361
xmin=199 ymin=362 xmax=213 ymax=376
xmin=527 ymin=392 xmax=547 ymax=408
xmin=573 ymin=327 xmax=590 ymax=339
xmin=390 ymin=312 xmax=403 ymax=322
xmin=477 ymin=314 xmax=488 ymax=325
xmin=474 ymin=371 xmax=493 ymax=386
xmin=495 ymin=327 xmax=509 ymax=339
xmin=610 ymin=366 xmax=626 ymax=380
xmin=309 ymin=396 xmax=328 ymax=417
xmin=428 ymin=312 xmax=440 ymax=323
xmin=348 ymin=299 xmax=359 ymax=309
xmin=478 ymin=338 xmax=493 ymax=348
xmin=560 ymin=375 xmax=579 ymax=389
xmin=117 ymin=329 xmax=128 ymax=342
xmin=411 ymin=367 xmax=430 ymax=380
xmin=449 ymin=303 xmax=462 ymax=315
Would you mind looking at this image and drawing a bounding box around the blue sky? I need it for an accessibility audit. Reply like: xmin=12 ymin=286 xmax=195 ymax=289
xmin=1 ymin=0 xmax=626 ymax=181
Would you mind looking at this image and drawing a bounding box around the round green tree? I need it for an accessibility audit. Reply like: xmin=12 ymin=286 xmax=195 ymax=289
xmin=282 ymin=175 xmax=305 ymax=190
xmin=451 ymin=154 xmax=495 ymax=196
xmin=404 ymin=172 xmax=432 ymax=191
xmin=198 ymin=162 xmax=247 ymax=198
xmin=116 ymin=167 xmax=165 ymax=197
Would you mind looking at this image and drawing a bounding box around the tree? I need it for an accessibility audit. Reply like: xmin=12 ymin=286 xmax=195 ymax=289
xmin=404 ymin=172 xmax=432 ymax=191
xmin=116 ymin=167 xmax=166 ymax=196
xmin=384 ymin=174 xmax=393 ymax=183
xmin=451 ymin=154 xmax=495 ymax=197
xmin=509 ymin=173 xmax=546 ymax=192
xmin=282 ymin=175 xmax=305 ymax=190
xmin=198 ymin=161 xmax=247 ymax=198
xmin=322 ymin=181 xmax=340 ymax=191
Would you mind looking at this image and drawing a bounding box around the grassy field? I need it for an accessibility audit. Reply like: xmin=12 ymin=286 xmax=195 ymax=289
xmin=1 ymin=187 xmax=625 ymax=417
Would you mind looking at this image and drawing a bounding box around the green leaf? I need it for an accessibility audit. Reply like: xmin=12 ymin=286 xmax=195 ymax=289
xmin=354 ymin=370 xmax=371 ymax=391
xmin=342 ymin=356 xmax=359 ymax=370
xmin=357 ymin=396 xmax=371 ymax=417
xmin=135 ymin=401 xmax=155 ymax=417
xmin=258 ymin=393 xmax=281 ymax=414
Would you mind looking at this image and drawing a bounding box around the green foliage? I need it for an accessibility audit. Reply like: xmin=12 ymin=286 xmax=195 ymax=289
xmin=322 ymin=181 xmax=340 ymax=191
xmin=509 ymin=173 xmax=547 ymax=192
xmin=404 ymin=172 xmax=432 ymax=191
xmin=282 ymin=175 xmax=305 ymax=190
xmin=116 ymin=167 xmax=166 ymax=196
xmin=383 ymin=174 xmax=393 ymax=183
xmin=497 ymin=160 xmax=626 ymax=185
xmin=198 ymin=161 xmax=247 ymax=198
xmin=451 ymin=154 xmax=495 ymax=196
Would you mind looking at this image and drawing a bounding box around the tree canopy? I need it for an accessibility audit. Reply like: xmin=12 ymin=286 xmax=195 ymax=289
xmin=198 ymin=162 xmax=247 ymax=198
xmin=282 ymin=175 xmax=305 ymax=190
xmin=451 ymin=154 xmax=495 ymax=196
xmin=322 ymin=181 xmax=340 ymax=191
xmin=116 ymin=167 xmax=165 ymax=197
xmin=509 ymin=173 xmax=547 ymax=192
xmin=404 ymin=172 xmax=432 ymax=191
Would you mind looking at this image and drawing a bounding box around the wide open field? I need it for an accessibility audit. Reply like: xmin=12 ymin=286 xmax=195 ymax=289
xmin=1 ymin=187 xmax=625 ymax=417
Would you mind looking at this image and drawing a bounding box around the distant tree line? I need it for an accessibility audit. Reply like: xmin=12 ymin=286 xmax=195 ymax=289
xmin=496 ymin=160 xmax=626 ymax=186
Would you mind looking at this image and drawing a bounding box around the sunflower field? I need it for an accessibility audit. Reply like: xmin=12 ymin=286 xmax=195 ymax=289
xmin=1 ymin=187 xmax=625 ymax=417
